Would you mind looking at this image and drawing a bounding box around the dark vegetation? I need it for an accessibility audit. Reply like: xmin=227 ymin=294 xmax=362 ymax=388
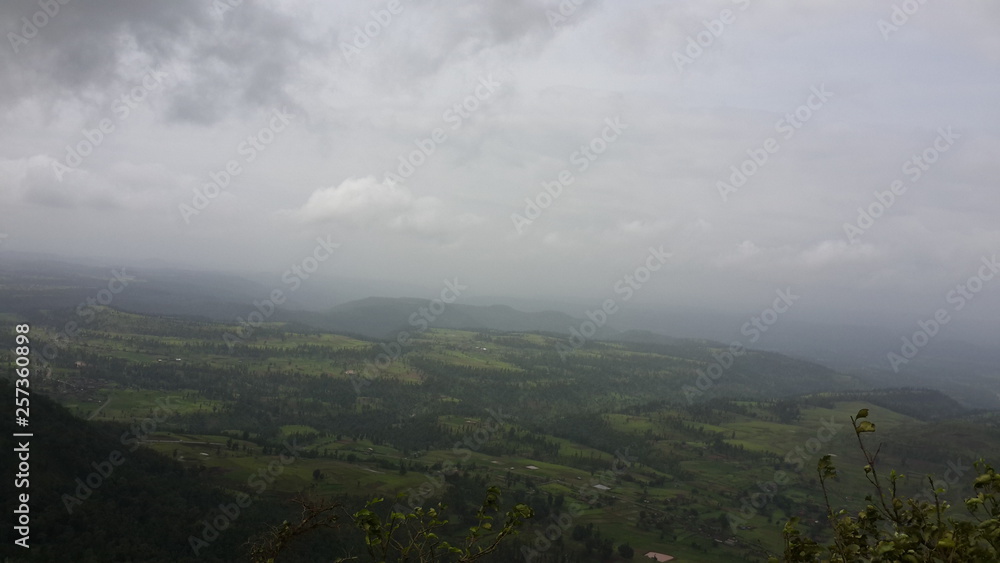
xmin=2 ymin=294 xmax=998 ymax=561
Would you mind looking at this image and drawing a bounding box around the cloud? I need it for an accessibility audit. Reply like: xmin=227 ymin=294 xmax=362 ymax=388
xmin=718 ymin=240 xmax=762 ymax=265
xmin=296 ymin=176 xmax=413 ymax=221
xmin=0 ymin=155 xmax=181 ymax=211
xmin=289 ymin=176 xmax=480 ymax=238
xmin=798 ymin=239 xmax=878 ymax=267
xmin=0 ymin=0 xmax=998 ymax=334
xmin=0 ymin=0 xmax=315 ymax=124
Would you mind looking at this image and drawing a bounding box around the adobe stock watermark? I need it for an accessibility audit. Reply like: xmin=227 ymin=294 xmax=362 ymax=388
xmin=392 ymin=408 xmax=512 ymax=513
xmin=843 ymin=127 xmax=958 ymax=244
xmin=682 ymin=288 xmax=800 ymax=403
xmin=545 ymin=0 xmax=589 ymax=30
xmin=910 ymin=458 xmax=972 ymax=505
xmin=179 ymin=106 xmax=296 ymax=223
xmin=511 ymin=116 xmax=627 ymax=234
xmin=521 ymin=449 xmax=634 ymax=562
xmin=673 ymin=0 xmax=750 ymax=72
xmin=717 ymin=84 xmax=834 ymax=203
xmin=189 ymin=439 xmax=305 ymax=556
xmin=878 ymin=0 xmax=932 ymax=42
xmin=33 ymin=269 xmax=134 ymax=371
xmin=61 ymin=397 xmax=176 ymax=514
xmin=340 ymin=0 xmax=405 ymax=63
xmin=223 ymin=235 xmax=340 ymax=349
xmin=728 ymin=417 xmax=843 ymax=531
xmin=887 ymin=253 xmax=998 ymax=372
xmin=7 ymin=0 xmax=72 ymax=54
xmin=556 ymin=245 xmax=670 ymax=360
xmin=383 ymin=72 xmax=506 ymax=187
xmin=51 ymin=67 xmax=170 ymax=181
xmin=349 ymin=278 xmax=467 ymax=394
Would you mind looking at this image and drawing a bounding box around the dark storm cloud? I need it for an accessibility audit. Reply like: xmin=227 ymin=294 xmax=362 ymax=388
xmin=1 ymin=0 xmax=205 ymax=105
xmin=164 ymin=1 xmax=316 ymax=124
xmin=1 ymin=0 xmax=315 ymax=124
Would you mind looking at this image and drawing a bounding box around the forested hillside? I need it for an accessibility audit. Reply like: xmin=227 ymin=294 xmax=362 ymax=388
xmin=3 ymin=305 xmax=997 ymax=561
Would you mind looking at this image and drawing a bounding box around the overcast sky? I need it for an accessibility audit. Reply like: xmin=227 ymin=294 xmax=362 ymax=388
xmin=1 ymin=0 xmax=998 ymax=332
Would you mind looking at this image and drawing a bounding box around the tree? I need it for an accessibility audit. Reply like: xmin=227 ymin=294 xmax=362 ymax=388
xmin=774 ymin=409 xmax=999 ymax=562
xmin=352 ymin=486 xmax=532 ymax=562
xmin=249 ymin=495 xmax=340 ymax=562
xmin=618 ymin=542 xmax=635 ymax=559
xmin=249 ymin=486 xmax=533 ymax=562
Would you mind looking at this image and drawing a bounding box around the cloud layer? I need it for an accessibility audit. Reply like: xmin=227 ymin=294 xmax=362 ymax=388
xmin=1 ymin=0 xmax=998 ymax=334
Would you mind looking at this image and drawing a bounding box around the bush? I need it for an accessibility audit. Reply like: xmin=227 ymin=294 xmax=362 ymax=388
xmin=775 ymin=409 xmax=999 ymax=562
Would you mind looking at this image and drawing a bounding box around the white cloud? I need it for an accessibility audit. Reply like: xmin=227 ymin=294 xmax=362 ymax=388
xmin=295 ymin=176 xmax=413 ymax=222
xmin=290 ymin=176 xmax=480 ymax=238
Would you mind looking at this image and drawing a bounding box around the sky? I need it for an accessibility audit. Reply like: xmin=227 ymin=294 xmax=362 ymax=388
xmin=1 ymin=0 xmax=999 ymax=335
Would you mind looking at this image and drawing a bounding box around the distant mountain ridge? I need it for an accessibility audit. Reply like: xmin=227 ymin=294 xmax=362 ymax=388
xmin=292 ymin=296 xmax=617 ymax=340
xmin=0 ymin=256 xmax=613 ymax=341
xmin=5 ymin=255 xmax=998 ymax=410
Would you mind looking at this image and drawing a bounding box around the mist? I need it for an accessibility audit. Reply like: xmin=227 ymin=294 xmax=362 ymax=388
xmin=2 ymin=0 xmax=998 ymax=357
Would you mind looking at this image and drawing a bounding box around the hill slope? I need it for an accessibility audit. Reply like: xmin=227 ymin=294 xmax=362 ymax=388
xmin=0 ymin=379 xmax=272 ymax=562
xmin=293 ymin=296 xmax=617 ymax=340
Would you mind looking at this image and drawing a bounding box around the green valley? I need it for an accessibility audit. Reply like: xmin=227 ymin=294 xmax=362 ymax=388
xmin=3 ymin=305 xmax=997 ymax=562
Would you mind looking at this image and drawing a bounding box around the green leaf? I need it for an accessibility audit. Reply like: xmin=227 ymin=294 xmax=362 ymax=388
xmin=856 ymin=408 xmax=869 ymax=419
xmin=856 ymin=421 xmax=876 ymax=433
